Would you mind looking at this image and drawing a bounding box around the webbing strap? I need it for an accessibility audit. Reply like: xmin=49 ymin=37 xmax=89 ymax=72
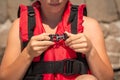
xmin=76 ymin=53 xmax=89 ymax=71
xmin=22 ymin=6 xmax=35 ymax=48
xmin=68 ymin=5 xmax=78 ymax=34
xmin=23 ymin=75 xmax=43 ymax=80
xmin=83 ymin=7 xmax=87 ymax=16
xmin=17 ymin=7 xmax=20 ymax=18
xmin=22 ymin=41 xmax=28 ymax=49
xmin=27 ymin=6 xmax=36 ymax=40
xmin=22 ymin=6 xmax=37 ymax=80
xmin=68 ymin=5 xmax=87 ymax=34
xmin=32 ymin=59 xmax=88 ymax=75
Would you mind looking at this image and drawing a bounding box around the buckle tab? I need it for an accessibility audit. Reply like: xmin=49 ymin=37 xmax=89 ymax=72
xmin=63 ymin=59 xmax=81 ymax=75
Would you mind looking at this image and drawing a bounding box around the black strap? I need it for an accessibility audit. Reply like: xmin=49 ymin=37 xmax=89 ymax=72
xmin=114 ymin=68 xmax=120 ymax=72
xmin=76 ymin=53 xmax=89 ymax=72
xmin=18 ymin=6 xmax=36 ymax=40
xmin=17 ymin=6 xmax=20 ymax=18
xmin=83 ymin=7 xmax=87 ymax=16
xmin=22 ymin=6 xmax=39 ymax=80
xmin=21 ymin=6 xmax=35 ymax=49
xmin=68 ymin=5 xmax=78 ymax=34
xmin=31 ymin=59 xmax=87 ymax=75
xmin=23 ymin=54 xmax=44 ymax=80
xmin=23 ymin=74 xmax=43 ymax=80
xmin=27 ymin=6 xmax=36 ymax=40
xmin=68 ymin=5 xmax=87 ymax=34
xmin=67 ymin=5 xmax=89 ymax=74
xmin=22 ymin=41 xmax=29 ymax=49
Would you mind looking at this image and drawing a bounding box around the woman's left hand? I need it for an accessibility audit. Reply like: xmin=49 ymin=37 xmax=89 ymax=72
xmin=65 ymin=32 xmax=92 ymax=55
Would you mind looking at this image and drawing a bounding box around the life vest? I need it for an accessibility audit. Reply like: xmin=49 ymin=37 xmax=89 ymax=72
xmin=18 ymin=1 xmax=90 ymax=80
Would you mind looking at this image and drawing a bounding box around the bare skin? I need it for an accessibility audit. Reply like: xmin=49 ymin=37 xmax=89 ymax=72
xmin=0 ymin=0 xmax=114 ymax=80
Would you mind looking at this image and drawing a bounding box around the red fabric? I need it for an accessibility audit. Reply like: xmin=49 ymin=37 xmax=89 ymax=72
xmin=19 ymin=1 xmax=90 ymax=80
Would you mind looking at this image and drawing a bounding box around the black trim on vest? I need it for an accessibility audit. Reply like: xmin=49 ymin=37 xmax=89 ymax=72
xmin=27 ymin=6 xmax=36 ymax=40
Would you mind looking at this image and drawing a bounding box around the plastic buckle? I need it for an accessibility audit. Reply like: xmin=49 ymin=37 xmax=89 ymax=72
xmin=28 ymin=11 xmax=35 ymax=17
xmin=49 ymin=33 xmax=68 ymax=42
xmin=63 ymin=59 xmax=81 ymax=76
xmin=56 ymin=33 xmax=68 ymax=41
xmin=64 ymin=59 xmax=74 ymax=75
xmin=49 ymin=34 xmax=58 ymax=42
xmin=71 ymin=5 xmax=78 ymax=11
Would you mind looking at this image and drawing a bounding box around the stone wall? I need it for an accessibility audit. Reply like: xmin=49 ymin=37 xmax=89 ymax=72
xmin=0 ymin=0 xmax=120 ymax=79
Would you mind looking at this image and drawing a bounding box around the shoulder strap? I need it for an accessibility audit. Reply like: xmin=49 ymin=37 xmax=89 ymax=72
xmin=18 ymin=5 xmax=44 ymax=79
xmin=27 ymin=6 xmax=36 ymax=40
xmin=83 ymin=7 xmax=87 ymax=16
xmin=68 ymin=5 xmax=78 ymax=34
xmin=17 ymin=7 xmax=20 ymax=18
xmin=68 ymin=4 xmax=89 ymax=73
xmin=68 ymin=5 xmax=87 ymax=34
xmin=18 ymin=6 xmax=36 ymax=48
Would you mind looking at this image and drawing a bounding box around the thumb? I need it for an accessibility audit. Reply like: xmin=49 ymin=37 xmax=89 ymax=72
xmin=64 ymin=31 xmax=73 ymax=37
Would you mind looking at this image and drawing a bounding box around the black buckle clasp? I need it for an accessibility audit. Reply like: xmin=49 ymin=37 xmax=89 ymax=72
xmin=63 ymin=59 xmax=81 ymax=76
xmin=49 ymin=33 xmax=68 ymax=42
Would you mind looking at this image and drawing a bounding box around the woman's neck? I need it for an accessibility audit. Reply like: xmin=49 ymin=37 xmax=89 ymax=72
xmin=40 ymin=8 xmax=65 ymax=28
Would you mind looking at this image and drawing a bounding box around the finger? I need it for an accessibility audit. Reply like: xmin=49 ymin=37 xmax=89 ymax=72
xmin=35 ymin=48 xmax=48 ymax=56
xmin=69 ymin=42 xmax=88 ymax=49
xmin=67 ymin=36 xmax=87 ymax=46
xmin=37 ymin=41 xmax=54 ymax=46
xmin=74 ymin=48 xmax=88 ymax=54
xmin=31 ymin=33 xmax=50 ymax=41
xmin=32 ymin=46 xmax=49 ymax=51
xmin=64 ymin=31 xmax=73 ymax=37
xmin=65 ymin=33 xmax=83 ymax=44
xmin=31 ymin=41 xmax=54 ymax=47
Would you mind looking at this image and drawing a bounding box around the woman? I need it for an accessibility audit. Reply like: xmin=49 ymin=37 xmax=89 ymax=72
xmin=0 ymin=0 xmax=114 ymax=80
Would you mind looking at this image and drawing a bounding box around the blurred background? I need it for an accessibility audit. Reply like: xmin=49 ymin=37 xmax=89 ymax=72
xmin=0 ymin=0 xmax=120 ymax=79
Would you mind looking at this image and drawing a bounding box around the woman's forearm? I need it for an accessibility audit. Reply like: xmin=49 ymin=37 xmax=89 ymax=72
xmin=86 ymin=47 xmax=114 ymax=80
xmin=0 ymin=48 xmax=33 ymax=80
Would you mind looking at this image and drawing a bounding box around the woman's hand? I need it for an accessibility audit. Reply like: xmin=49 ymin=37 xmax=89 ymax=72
xmin=65 ymin=32 xmax=92 ymax=55
xmin=25 ymin=33 xmax=54 ymax=58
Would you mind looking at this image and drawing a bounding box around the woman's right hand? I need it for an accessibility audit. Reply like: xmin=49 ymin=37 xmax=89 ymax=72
xmin=25 ymin=33 xmax=54 ymax=58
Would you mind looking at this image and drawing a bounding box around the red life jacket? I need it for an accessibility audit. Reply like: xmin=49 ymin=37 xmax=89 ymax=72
xmin=18 ymin=1 xmax=90 ymax=80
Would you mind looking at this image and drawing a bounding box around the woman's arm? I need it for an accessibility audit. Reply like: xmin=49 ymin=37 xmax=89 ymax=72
xmin=83 ymin=17 xmax=114 ymax=80
xmin=0 ymin=19 xmax=33 ymax=80
xmin=0 ymin=19 xmax=54 ymax=80
xmin=65 ymin=16 xmax=114 ymax=80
